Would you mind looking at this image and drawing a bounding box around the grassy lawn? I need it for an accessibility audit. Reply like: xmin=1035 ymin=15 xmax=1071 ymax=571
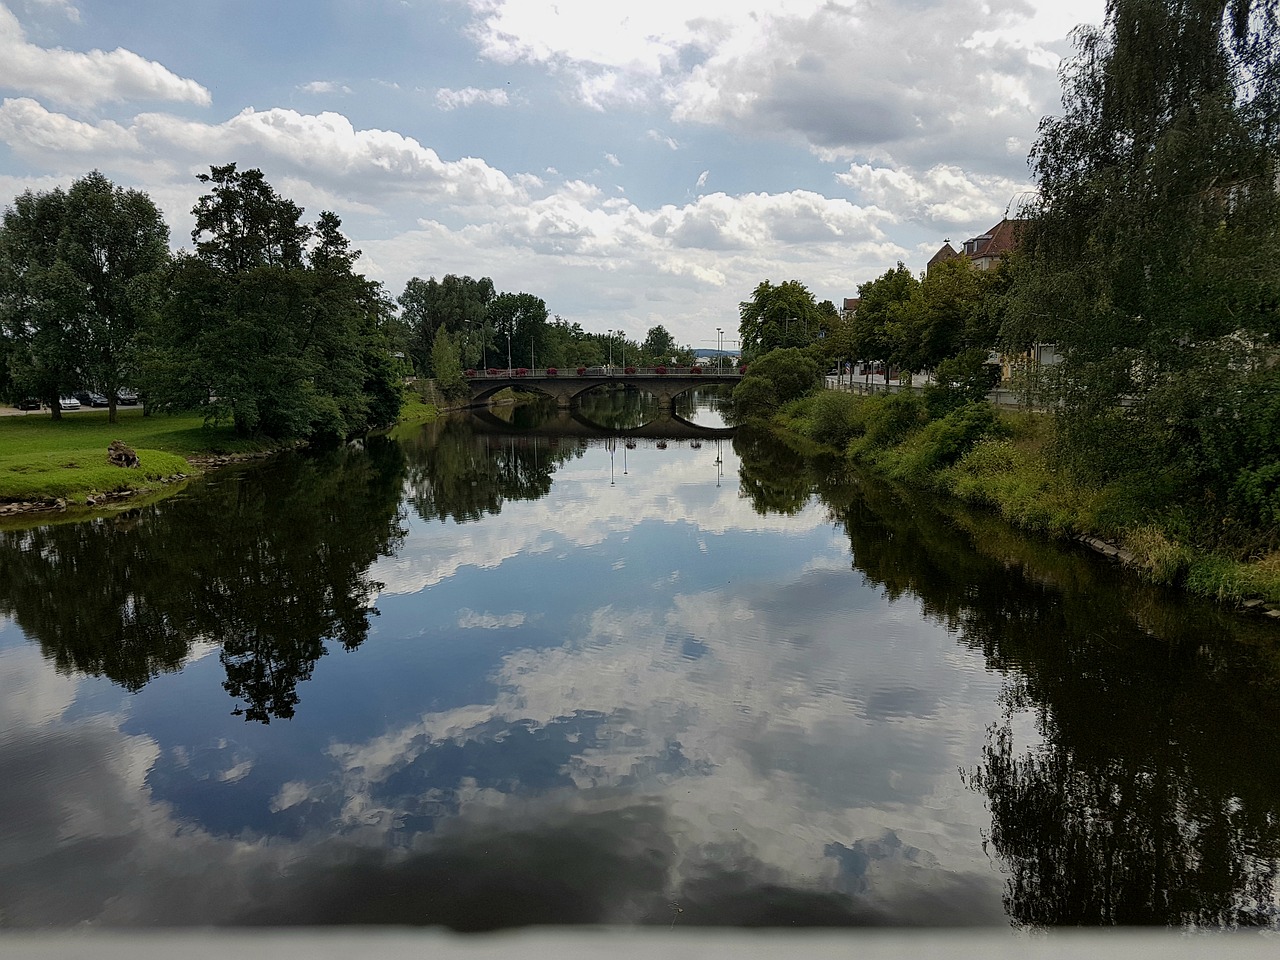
xmin=0 ymin=408 xmax=277 ymax=503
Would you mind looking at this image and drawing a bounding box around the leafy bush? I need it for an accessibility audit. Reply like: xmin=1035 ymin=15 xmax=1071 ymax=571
xmin=731 ymin=376 xmax=778 ymax=419
xmin=883 ymin=402 xmax=1003 ymax=482
xmin=800 ymin=390 xmax=862 ymax=448
xmin=731 ymin=348 xmax=820 ymax=420
xmin=923 ymin=349 xmax=1000 ymax=418
xmin=848 ymin=391 xmax=926 ymax=459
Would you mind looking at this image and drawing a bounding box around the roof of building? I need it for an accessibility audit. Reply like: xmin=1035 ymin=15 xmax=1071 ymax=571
xmin=842 ymin=297 xmax=860 ymax=312
xmin=964 ymin=218 xmax=1026 ymax=260
xmin=926 ymin=242 xmax=959 ymax=270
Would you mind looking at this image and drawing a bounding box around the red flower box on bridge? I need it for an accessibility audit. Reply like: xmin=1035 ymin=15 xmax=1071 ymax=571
xmin=690 ymin=366 xmax=702 ymax=374
xmin=576 ymin=367 xmax=586 ymax=375
xmin=654 ymin=366 xmax=667 ymax=375
xmin=546 ymin=367 xmax=558 ymax=376
xmin=487 ymin=367 xmax=499 ymax=376
xmin=465 ymin=369 xmax=477 ymax=377
xmin=516 ymin=367 xmax=528 ymax=376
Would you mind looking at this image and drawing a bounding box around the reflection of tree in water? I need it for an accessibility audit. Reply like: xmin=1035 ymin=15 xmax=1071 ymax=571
xmin=0 ymin=439 xmax=407 ymax=722
xmin=819 ymin=468 xmax=1280 ymax=928
xmin=735 ymin=431 xmax=1280 ymax=926
xmin=733 ymin=424 xmax=838 ymax=516
xmin=674 ymin=386 xmax=732 ymax=428
xmin=401 ymin=416 xmax=584 ymax=524
xmin=574 ymin=386 xmax=659 ymax=430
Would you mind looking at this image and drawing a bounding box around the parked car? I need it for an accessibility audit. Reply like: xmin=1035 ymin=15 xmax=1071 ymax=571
xmin=116 ymin=388 xmax=139 ymax=405
xmin=16 ymin=397 xmax=40 ymax=411
xmin=74 ymin=391 xmax=109 ymax=407
xmin=58 ymin=396 xmax=81 ymax=410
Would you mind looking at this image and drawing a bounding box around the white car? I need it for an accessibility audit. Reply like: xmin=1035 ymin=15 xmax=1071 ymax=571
xmin=59 ymin=396 xmax=81 ymax=410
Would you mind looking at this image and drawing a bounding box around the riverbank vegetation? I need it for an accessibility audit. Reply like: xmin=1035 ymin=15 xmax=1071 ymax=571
xmin=732 ymin=0 xmax=1280 ymax=606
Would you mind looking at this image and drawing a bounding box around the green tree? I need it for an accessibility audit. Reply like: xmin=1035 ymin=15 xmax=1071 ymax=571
xmin=892 ymin=258 xmax=985 ymax=374
xmin=486 ymin=291 xmax=548 ymax=369
xmin=738 ymin=279 xmax=826 ymax=358
xmin=0 ymin=171 xmax=169 ymax=420
xmin=1010 ymin=0 xmax=1280 ymax=546
xmin=431 ymin=326 xmax=466 ymax=399
xmin=640 ymin=324 xmax=677 ymax=364
xmin=846 ymin=264 xmax=918 ymax=379
xmin=398 ymin=274 xmax=495 ymax=376
xmin=144 ymin=165 xmax=400 ymax=440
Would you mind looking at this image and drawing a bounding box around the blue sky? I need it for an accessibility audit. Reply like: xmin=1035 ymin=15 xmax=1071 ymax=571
xmin=0 ymin=0 xmax=1103 ymax=350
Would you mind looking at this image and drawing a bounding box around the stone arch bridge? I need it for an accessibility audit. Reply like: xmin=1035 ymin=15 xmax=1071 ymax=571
xmin=466 ymin=368 xmax=741 ymax=411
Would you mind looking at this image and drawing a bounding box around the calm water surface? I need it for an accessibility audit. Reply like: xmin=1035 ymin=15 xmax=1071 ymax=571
xmin=2 ymin=392 xmax=1279 ymax=929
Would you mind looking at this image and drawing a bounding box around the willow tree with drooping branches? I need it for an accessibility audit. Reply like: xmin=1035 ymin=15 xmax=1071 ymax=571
xmin=1010 ymin=0 xmax=1280 ymax=550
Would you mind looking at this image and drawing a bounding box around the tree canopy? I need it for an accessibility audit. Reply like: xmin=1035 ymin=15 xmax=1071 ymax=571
xmin=738 ymin=279 xmax=827 ymax=358
xmin=0 ymin=171 xmax=169 ymax=420
xmin=1009 ymin=0 xmax=1280 ymax=547
xmin=143 ymin=164 xmax=401 ymax=440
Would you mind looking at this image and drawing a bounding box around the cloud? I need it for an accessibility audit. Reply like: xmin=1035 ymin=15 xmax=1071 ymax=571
xmin=298 ymin=80 xmax=353 ymax=95
xmin=0 ymin=98 xmax=904 ymax=346
xmin=434 ymin=86 xmax=511 ymax=110
xmin=604 ymin=152 xmax=621 ymax=167
xmin=0 ymin=97 xmax=139 ymax=154
xmin=27 ymin=0 xmax=80 ymax=22
xmin=836 ymin=163 xmax=1028 ymax=229
xmin=646 ymin=129 xmax=679 ymax=150
xmin=459 ymin=0 xmax=1103 ymax=178
xmin=695 ymin=170 xmax=708 ymax=189
xmin=0 ymin=3 xmax=210 ymax=108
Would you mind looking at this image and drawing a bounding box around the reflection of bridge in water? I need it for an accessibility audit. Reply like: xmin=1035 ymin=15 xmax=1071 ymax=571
xmin=467 ymin=405 xmax=735 ymax=440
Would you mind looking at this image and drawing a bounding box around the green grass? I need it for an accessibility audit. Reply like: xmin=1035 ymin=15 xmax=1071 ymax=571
xmin=0 ymin=408 xmax=276 ymax=503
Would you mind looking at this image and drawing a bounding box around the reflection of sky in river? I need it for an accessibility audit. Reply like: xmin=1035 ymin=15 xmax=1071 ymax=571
xmin=0 ymin=436 xmax=1012 ymax=927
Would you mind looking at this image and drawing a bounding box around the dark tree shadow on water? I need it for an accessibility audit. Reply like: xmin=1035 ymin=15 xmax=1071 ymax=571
xmin=0 ymin=439 xmax=407 ymax=722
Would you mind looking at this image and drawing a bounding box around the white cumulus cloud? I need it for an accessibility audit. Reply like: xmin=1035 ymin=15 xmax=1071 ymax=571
xmin=0 ymin=3 xmax=210 ymax=108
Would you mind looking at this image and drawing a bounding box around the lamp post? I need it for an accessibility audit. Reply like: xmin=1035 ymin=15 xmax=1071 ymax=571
xmin=607 ymin=330 xmax=614 ymax=368
xmin=716 ymin=327 xmax=723 ymax=372
xmin=505 ymin=332 xmax=512 ymax=374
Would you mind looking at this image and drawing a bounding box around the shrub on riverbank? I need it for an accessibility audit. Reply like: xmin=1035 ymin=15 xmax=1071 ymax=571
xmin=779 ymin=389 xmax=1280 ymax=605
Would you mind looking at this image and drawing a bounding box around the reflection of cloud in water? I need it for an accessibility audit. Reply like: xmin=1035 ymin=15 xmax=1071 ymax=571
xmin=457 ymin=608 xmax=527 ymax=630
xmin=304 ymin=570 xmax=1007 ymax=921
xmin=0 ymin=481 xmax=1007 ymax=927
xmin=375 ymin=445 xmax=830 ymax=597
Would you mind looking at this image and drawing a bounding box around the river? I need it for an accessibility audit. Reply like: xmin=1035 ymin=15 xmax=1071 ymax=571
xmin=1 ymin=390 xmax=1278 ymax=929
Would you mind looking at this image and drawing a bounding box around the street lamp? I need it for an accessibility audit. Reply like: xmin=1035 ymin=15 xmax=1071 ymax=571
xmin=716 ymin=327 xmax=723 ymax=372
xmin=506 ymin=332 xmax=512 ymax=373
xmin=607 ymin=329 xmax=614 ymax=368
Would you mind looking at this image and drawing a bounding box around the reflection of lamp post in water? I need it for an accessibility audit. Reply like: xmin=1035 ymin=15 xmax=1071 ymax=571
xmin=606 ymin=437 xmax=616 ymax=486
xmin=715 ymin=439 xmax=723 ymax=487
